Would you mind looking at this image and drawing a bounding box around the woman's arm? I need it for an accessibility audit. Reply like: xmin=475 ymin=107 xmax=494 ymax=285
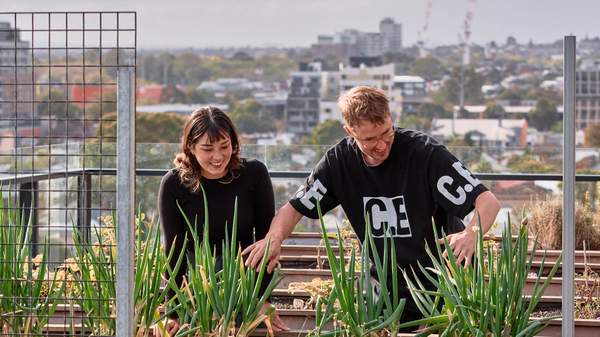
xmin=158 ymin=172 xmax=189 ymax=317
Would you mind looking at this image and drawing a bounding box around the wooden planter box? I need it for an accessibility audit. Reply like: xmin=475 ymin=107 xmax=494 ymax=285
xmin=524 ymin=277 xmax=600 ymax=297
xmin=537 ymin=318 xmax=600 ymax=337
xmin=42 ymin=305 xmax=600 ymax=337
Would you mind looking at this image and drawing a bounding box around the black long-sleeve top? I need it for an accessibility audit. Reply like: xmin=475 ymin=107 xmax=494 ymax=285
xmin=158 ymin=158 xmax=275 ymax=313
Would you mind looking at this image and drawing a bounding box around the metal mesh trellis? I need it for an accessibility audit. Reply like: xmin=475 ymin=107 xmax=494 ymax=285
xmin=0 ymin=12 xmax=135 ymax=336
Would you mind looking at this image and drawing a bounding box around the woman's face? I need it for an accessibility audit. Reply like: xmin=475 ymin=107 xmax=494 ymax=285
xmin=191 ymin=132 xmax=233 ymax=179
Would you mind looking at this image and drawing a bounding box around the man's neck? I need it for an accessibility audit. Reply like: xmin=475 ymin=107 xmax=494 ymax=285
xmin=362 ymin=151 xmax=383 ymax=167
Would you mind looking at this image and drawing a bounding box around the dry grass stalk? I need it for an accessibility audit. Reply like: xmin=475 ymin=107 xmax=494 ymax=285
xmin=521 ymin=196 xmax=600 ymax=250
xmin=287 ymin=277 xmax=334 ymax=309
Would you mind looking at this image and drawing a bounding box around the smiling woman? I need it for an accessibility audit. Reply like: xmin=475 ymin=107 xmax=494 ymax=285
xmin=157 ymin=106 xmax=288 ymax=335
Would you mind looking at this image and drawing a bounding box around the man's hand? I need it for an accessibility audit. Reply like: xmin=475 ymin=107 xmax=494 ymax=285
xmin=242 ymin=235 xmax=282 ymax=273
xmin=152 ymin=317 xmax=180 ymax=337
xmin=263 ymin=301 xmax=289 ymax=332
xmin=438 ymin=226 xmax=479 ymax=267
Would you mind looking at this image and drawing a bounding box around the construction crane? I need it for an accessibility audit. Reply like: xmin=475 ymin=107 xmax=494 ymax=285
xmin=454 ymin=0 xmax=477 ymax=134
xmin=417 ymin=0 xmax=434 ymax=57
xmin=461 ymin=0 xmax=477 ymax=66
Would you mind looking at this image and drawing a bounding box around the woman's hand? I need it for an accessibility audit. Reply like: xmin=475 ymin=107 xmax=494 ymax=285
xmin=152 ymin=317 xmax=180 ymax=337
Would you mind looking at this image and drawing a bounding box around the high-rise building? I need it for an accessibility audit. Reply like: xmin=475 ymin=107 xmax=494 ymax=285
xmin=310 ymin=18 xmax=402 ymax=60
xmin=576 ymin=59 xmax=600 ymax=129
xmin=286 ymin=62 xmax=321 ymax=135
xmin=0 ymin=22 xmax=32 ymax=121
xmin=379 ymin=17 xmax=402 ymax=53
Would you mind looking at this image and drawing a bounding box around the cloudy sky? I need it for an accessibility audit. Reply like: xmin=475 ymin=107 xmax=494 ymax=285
xmin=4 ymin=0 xmax=599 ymax=48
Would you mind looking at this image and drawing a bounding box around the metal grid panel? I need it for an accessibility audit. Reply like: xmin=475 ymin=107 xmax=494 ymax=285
xmin=0 ymin=12 xmax=135 ymax=336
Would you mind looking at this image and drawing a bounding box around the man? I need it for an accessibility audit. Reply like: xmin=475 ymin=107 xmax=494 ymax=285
xmin=243 ymin=86 xmax=500 ymax=327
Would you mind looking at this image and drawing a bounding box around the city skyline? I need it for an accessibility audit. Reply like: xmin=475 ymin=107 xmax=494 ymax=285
xmin=4 ymin=0 xmax=600 ymax=48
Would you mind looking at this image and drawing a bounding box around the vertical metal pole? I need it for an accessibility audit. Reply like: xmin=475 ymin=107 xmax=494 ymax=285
xmin=77 ymin=173 xmax=92 ymax=244
xmin=562 ymin=35 xmax=576 ymax=337
xmin=19 ymin=181 xmax=38 ymax=257
xmin=116 ymin=68 xmax=135 ymax=337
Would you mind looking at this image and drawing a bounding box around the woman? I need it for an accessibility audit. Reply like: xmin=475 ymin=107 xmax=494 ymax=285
xmin=156 ymin=106 xmax=287 ymax=335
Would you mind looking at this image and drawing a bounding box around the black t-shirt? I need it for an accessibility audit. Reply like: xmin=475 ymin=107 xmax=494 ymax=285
xmin=158 ymin=158 xmax=275 ymax=309
xmin=289 ymin=127 xmax=488 ymax=286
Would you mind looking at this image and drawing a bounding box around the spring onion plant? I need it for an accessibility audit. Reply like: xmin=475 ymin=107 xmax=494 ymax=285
xmin=403 ymin=217 xmax=561 ymax=337
xmin=165 ymin=188 xmax=282 ymax=337
xmin=72 ymin=210 xmax=180 ymax=336
xmin=0 ymin=190 xmax=61 ymax=334
xmin=311 ymin=203 xmax=427 ymax=337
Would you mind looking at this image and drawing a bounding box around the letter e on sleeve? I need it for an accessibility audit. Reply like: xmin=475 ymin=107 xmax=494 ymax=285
xmin=428 ymin=147 xmax=488 ymax=218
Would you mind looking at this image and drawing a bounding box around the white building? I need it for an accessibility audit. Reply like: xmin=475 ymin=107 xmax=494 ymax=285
xmin=197 ymin=78 xmax=263 ymax=93
xmin=319 ymin=101 xmax=342 ymax=123
xmin=339 ymin=63 xmax=394 ymax=92
xmin=431 ymin=118 xmax=528 ymax=148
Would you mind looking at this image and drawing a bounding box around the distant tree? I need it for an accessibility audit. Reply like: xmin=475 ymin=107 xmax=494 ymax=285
xmin=416 ymin=102 xmax=451 ymax=119
xmin=529 ymin=98 xmax=558 ymax=131
xmin=507 ymin=151 xmax=557 ymax=173
xmin=585 ymin=123 xmax=600 ymax=147
xmin=471 ymin=159 xmax=494 ymax=173
xmin=310 ymin=120 xmax=346 ymax=145
xmin=160 ymin=85 xmax=187 ymax=103
xmin=496 ymin=87 xmax=527 ymax=101
xmin=229 ymin=100 xmax=276 ymax=134
xmin=99 ymin=111 xmax=186 ymax=143
xmin=445 ymin=134 xmax=470 ymax=147
xmin=86 ymin=90 xmax=117 ymax=119
xmin=410 ymin=56 xmax=445 ymax=81
xmin=383 ymin=52 xmax=416 ymax=73
xmin=230 ymin=51 xmax=254 ymax=61
xmin=184 ymin=87 xmax=215 ymax=104
xmin=432 ymin=66 xmax=485 ymax=105
xmin=550 ymin=122 xmax=563 ymax=133
xmin=506 ymin=36 xmax=518 ymax=46
xmin=399 ymin=115 xmax=432 ymax=132
xmin=526 ymin=87 xmax=561 ymax=106
xmin=482 ymin=103 xmax=505 ymax=119
xmin=483 ymin=67 xmax=503 ymax=84
xmin=36 ymin=89 xmax=82 ymax=118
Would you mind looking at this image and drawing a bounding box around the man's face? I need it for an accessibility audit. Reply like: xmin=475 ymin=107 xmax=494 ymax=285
xmin=344 ymin=116 xmax=394 ymax=166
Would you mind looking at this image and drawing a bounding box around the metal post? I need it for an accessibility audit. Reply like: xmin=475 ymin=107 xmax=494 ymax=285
xmin=116 ymin=68 xmax=135 ymax=337
xmin=19 ymin=181 xmax=38 ymax=257
xmin=562 ymin=35 xmax=576 ymax=337
xmin=77 ymin=173 xmax=92 ymax=244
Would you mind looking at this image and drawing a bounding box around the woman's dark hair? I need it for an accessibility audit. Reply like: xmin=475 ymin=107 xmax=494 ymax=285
xmin=174 ymin=106 xmax=241 ymax=192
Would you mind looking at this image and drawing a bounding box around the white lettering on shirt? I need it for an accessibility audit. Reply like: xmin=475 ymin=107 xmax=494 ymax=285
xmin=299 ymin=179 xmax=328 ymax=210
xmin=364 ymin=196 xmax=412 ymax=238
xmin=436 ymin=161 xmax=481 ymax=205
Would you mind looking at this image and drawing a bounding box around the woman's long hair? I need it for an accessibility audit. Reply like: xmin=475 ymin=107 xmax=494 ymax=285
xmin=174 ymin=106 xmax=241 ymax=192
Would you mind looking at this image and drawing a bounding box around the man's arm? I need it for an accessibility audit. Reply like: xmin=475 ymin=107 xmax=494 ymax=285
xmin=438 ymin=190 xmax=501 ymax=266
xmin=243 ymin=202 xmax=304 ymax=273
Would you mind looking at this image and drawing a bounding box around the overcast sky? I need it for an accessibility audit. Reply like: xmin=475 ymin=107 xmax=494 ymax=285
xmin=4 ymin=0 xmax=599 ymax=49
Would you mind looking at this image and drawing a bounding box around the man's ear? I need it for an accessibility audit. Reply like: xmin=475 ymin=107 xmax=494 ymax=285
xmin=343 ymin=124 xmax=353 ymax=137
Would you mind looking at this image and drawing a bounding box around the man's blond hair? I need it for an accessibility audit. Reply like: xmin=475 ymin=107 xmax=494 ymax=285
xmin=338 ymin=86 xmax=390 ymax=127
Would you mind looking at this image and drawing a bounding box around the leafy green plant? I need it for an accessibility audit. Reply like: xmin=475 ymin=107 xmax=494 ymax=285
xmin=404 ymin=218 xmax=562 ymax=337
xmin=164 ymin=190 xmax=282 ymax=337
xmin=0 ymin=191 xmax=61 ymax=334
xmin=311 ymin=204 xmax=426 ymax=337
